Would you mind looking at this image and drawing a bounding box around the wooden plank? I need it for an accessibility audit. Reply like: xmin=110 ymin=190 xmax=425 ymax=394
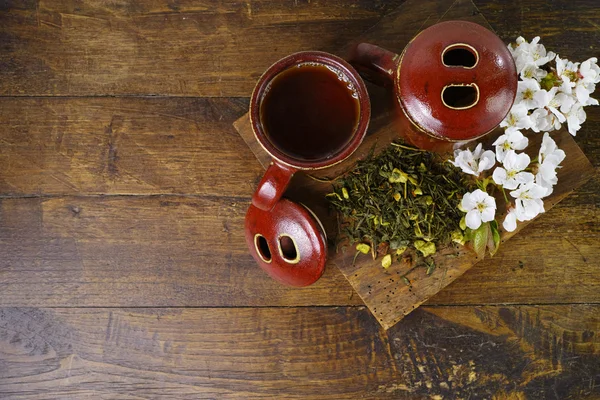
xmin=0 ymin=97 xmax=264 ymax=197
xmin=388 ymin=304 xmax=600 ymax=399
xmin=474 ymin=0 xmax=600 ymax=64
xmin=0 ymin=196 xmax=360 ymax=307
xmin=0 ymin=186 xmax=598 ymax=308
xmin=0 ymin=0 xmax=404 ymax=97
xmin=1 ymin=305 xmax=599 ymax=399
xmin=232 ymin=0 xmax=599 ymax=329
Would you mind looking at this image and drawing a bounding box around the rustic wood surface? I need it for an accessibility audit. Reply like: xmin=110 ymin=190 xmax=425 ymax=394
xmin=1 ymin=0 xmax=599 ymax=398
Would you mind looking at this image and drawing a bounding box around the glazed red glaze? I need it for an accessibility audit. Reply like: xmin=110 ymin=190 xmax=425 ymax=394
xmin=251 ymin=162 xmax=295 ymax=212
xmin=250 ymin=51 xmax=370 ymax=172
xmin=350 ymin=21 xmax=518 ymax=149
xmin=245 ymin=199 xmax=327 ymax=287
xmin=246 ymin=51 xmax=370 ymax=286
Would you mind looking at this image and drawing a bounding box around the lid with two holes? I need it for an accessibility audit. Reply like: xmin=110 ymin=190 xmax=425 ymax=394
xmin=245 ymin=198 xmax=327 ymax=287
xmin=397 ymin=20 xmax=518 ymax=141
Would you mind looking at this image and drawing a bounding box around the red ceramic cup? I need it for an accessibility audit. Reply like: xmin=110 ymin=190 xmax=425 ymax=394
xmin=245 ymin=51 xmax=370 ymax=287
xmin=349 ymin=20 xmax=518 ymax=152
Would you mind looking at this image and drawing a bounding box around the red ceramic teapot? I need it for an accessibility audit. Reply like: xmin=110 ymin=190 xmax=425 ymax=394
xmin=349 ymin=20 xmax=518 ymax=152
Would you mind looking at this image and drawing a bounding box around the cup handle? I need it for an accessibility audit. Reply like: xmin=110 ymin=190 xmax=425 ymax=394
xmin=252 ymin=162 xmax=296 ymax=211
xmin=348 ymin=43 xmax=399 ymax=87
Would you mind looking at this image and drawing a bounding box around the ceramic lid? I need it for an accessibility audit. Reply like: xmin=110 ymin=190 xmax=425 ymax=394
xmin=245 ymin=199 xmax=327 ymax=287
xmin=397 ymin=20 xmax=518 ymax=141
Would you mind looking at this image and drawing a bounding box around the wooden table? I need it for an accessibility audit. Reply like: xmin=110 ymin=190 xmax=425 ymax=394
xmin=0 ymin=1 xmax=598 ymax=398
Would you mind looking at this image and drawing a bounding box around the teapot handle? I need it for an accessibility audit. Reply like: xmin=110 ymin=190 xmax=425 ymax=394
xmin=348 ymin=43 xmax=399 ymax=87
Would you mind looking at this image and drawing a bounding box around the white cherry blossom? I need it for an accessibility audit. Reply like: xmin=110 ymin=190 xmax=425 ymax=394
xmin=510 ymin=182 xmax=547 ymax=221
xmin=516 ymin=78 xmax=541 ymax=109
xmin=529 ymin=108 xmax=561 ymax=132
xmin=450 ymin=143 xmax=496 ymax=177
xmin=520 ymin=63 xmax=548 ymax=81
xmin=556 ymin=56 xmax=599 ymax=106
xmin=580 ymin=57 xmax=600 ymax=84
xmin=575 ymin=82 xmax=598 ymax=106
xmin=536 ymin=132 xmax=566 ymax=195
xmin=500 ymin=103 xmax=533 ymax=130
xmin=528 ymin=36 xmax=556 ymax=67
xmin=492 ymin=128 xmax=529 ymax=163
xmin=539 ymin=132 xmax=566 ymax=166
xmin=564 ymin=102 xmax=587 ymax=136
xmin=556 ymin=55 xmax=579 ymax=82
xmin=533 ymin=87 xmax=573 ymax=122
xmin=461 ymin=189 xmax=497 ymax=230
xmin=492 ymin=151 xmax=534 ymax=190
xmin=509 ymin=36 xmax=555 ymax=74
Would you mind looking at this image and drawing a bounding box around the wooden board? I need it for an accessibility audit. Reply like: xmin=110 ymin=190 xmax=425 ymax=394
xmin=1 ymin=304 xmax=599 ymax=399
xmin=1 ymin=0 xmax=600 ymax=397
xmin=233 ymin=0 xmax=597 ymax=329
xmin=0 ymin=0 xmax=404 ymax=97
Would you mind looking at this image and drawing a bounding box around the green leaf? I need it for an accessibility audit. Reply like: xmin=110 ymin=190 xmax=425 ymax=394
xmin=463 ymin=227 xmax=473 ymax=241
xmin=488 ymin=220 xmax=501 ymax=257
xmin=472 ymin=222 xmax=489 ymax=259
xmin=459 ymin=215 xmax=467 ymax=230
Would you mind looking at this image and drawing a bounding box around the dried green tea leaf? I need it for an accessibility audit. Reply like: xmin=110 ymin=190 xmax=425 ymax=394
xmin=389 ymin=168 xmax=408 ymax=183
xmin=342 ymin=187 xmax=349 ymax=199
xmin=382 ymin=254 xmax=392 ymax=269
xmin=451 ymin=230 xmax=466 ymax=245
xmin=396 ymin=245 xmax=408 ymax=255
xmin=414 ymin=240 xmax=436 ymax=257
xmin=328 ymin=139 xmax=474 ymax=273
xmin=356 ymin=243 xmax=370 ymax=254
xmin=426 ymin=259 xmax=436 ymax=275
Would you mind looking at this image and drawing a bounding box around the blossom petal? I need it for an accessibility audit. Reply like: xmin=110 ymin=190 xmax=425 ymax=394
xmin=483 ymin=194 xmax=497 ymax=209
xmin=480 ymin=206 xmax=495 ymax=223
xmin=492 ymin=167 xmax=507 ymax=185
xmin=510 ymin=130 xmax=529 ymax=150
xmin=516 ymin=172 xmax=535 ymax=185
xmin=461 ymin=192 xmax=476 ymax=211
xmin=478 ymin=150 xmax=497 ymax=172
xmin=503 ymin=211 xmax=517 ymax=232
xmin=513 ymin=152 xmax=531 ymax=170
xmin=465 ymin=210 xmax=482 ymax=230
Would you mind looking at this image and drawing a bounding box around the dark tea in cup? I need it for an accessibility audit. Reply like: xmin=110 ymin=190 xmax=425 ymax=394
xmin=260 ymin=63 xmax=360 ymax=161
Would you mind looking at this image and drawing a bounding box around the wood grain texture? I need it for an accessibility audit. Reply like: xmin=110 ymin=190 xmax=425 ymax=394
xmin=0 ymin=196 xmax=360 ymax=307
xmin=0 ymin=97 xmax=263 ymax=197
xmin=0 ymin=0 xmax=404 ymax=97
xmin=1 ymin=305 xmax=599 ymax=399
xmin=388 ymin=304 xmax=600 ymax=399
xmin=233 ymin=0 xmax=598 ymax=329
xmin=0 ymin=174 xmax=597 ymax=308
xmin=1 ymin=0 xmax=600 ymax=397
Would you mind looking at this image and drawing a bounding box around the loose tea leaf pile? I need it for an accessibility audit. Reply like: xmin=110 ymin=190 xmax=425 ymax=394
xmin=327 ymin=142 xmax=474 ymax=268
